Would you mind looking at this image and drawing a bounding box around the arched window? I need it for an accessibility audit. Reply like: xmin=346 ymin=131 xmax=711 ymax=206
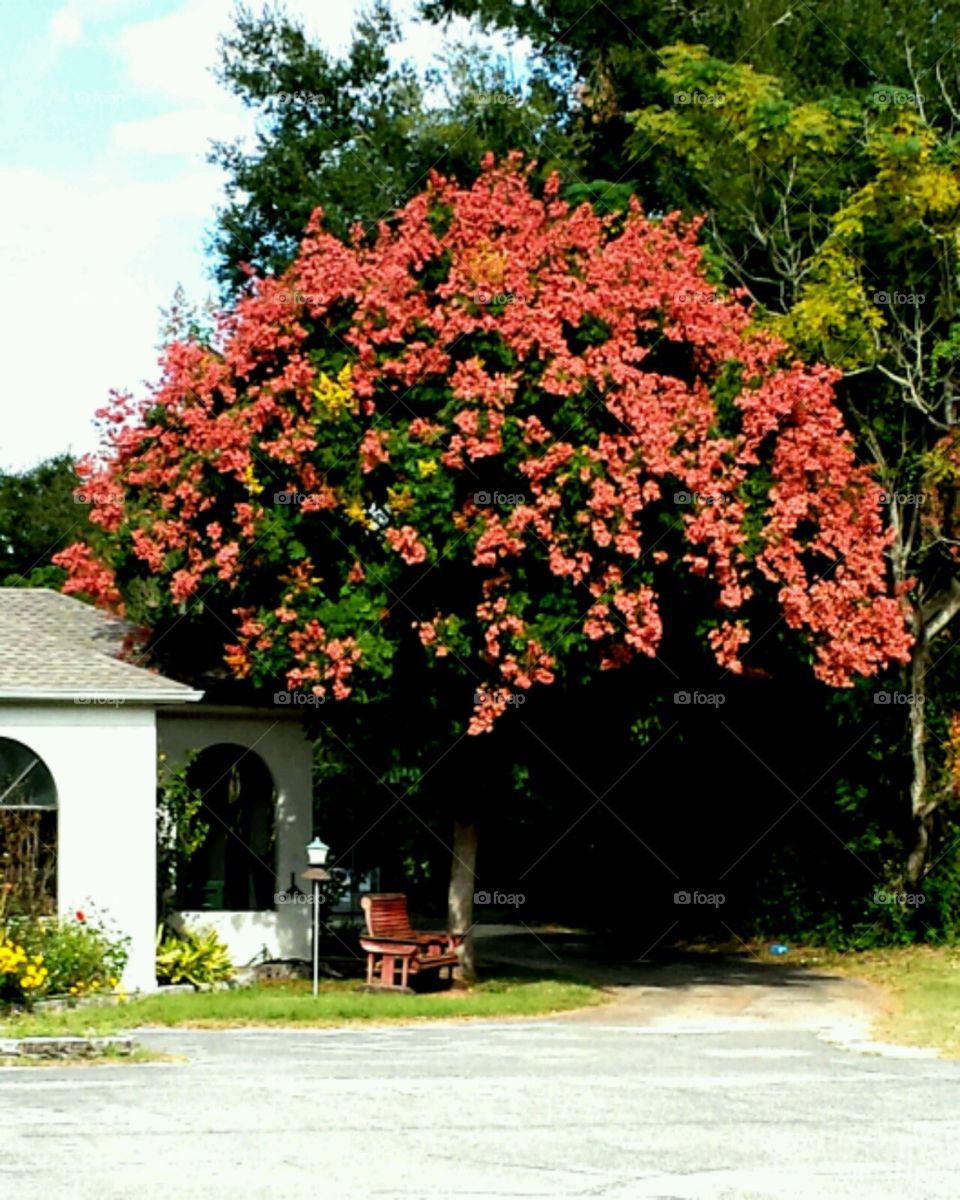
xmin=175 ymin=744 xmax=277 ymax=911
xmin=0 ymin=737 xmax=57 ymax=915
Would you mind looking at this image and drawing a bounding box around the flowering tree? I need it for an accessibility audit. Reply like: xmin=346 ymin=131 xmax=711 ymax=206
xmin=57 ymin=157 xmax=912 ymax=971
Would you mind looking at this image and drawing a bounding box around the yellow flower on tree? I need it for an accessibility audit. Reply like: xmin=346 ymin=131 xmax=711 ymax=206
xmin=243 ymin=463 xmax=264 ymax=496
xmin=313 ymin=363 xmax=356 ymax=418
xmin=387 ymin=486 xmax=415 ymax=514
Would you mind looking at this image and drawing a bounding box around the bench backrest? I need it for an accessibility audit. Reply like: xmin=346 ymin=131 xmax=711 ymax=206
xmin=361 ymin=893 xmax=413 ymax=938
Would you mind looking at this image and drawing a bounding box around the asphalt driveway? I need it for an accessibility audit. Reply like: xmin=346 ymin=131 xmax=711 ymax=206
xmin=3 ymin=988 xmax=959 ymax=1199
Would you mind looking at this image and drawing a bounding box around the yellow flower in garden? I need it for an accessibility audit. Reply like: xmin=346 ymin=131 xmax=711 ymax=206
xmin=417 ymin=459 xmax=437 ymax=478
xmin=0 ymin=941 xmax=27 ymax=972
xmin=313 ymin=363 xmax=355 ymax=418
xmin=20 ymin=960 xmax=47 ymax=990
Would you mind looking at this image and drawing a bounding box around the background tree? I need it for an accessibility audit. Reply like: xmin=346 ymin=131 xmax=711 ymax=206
xmin=423 ymin=0 xmax=960 ymax=178
xmin=209 ymin=1 xmax=586 ymax=289
xmin=0 ymin=455 xmax=94 ymax=588
xmin=629 ymin=45 xmax=960 ymax=886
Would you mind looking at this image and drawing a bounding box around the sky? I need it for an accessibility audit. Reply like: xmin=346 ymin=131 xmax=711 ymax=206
xmin=0 ymin=0 xmax=510 ymax=470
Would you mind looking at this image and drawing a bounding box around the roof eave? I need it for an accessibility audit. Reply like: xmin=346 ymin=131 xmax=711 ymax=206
xmin=0 ymin=689 xmax=205 ymax=704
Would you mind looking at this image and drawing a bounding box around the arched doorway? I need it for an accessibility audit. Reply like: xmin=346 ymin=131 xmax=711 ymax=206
xmin=175 ymin=744 xmax=277 ymax=911
xmin=0 ymin=736 xmax=57 ymax=915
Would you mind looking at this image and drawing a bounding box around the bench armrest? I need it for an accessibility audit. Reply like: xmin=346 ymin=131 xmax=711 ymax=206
xmin=358 ymin=937 xmax=419 ymax=956
xmin=415 ymin=930 xmax=463 ymax=946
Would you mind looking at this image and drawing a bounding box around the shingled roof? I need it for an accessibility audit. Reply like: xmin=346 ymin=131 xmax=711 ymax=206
xmin=0 ymin=589 xmax=202 ymax=702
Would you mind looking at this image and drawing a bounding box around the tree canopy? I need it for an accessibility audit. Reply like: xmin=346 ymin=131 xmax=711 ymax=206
xmin=57 ymin=161 xmax=909 ymax=726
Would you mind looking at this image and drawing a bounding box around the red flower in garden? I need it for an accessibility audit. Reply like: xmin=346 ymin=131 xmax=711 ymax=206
xmin=75 ymin=910 xmax=86 ymax=923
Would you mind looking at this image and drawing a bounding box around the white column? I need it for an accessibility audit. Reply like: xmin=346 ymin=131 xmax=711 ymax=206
xmin=273 ymin=722 xmax=313 ymax=960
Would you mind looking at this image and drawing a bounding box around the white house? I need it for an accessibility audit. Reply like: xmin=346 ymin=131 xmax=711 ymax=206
xmin=0 ymin=589 xmax=314 ymax=991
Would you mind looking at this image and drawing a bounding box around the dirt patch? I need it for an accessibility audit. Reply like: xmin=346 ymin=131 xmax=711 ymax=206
xmin=477 ymin=929 xmax=892 ymax=1041
xmin=564 ymin=964 xmax=891 ymax=1038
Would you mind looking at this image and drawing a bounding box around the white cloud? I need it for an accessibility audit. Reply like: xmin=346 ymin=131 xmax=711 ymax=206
xmin=49 ymin=8 xmax=85 ymax=45
xmin=111 ymin=108 xmax=245 ymax=157
xmin=48 ymin=0 xmax=147 ymax=47
xmin=0 ymin=164 xmax=219 ymax=470
xmin=114 ymin=0 xmax=237 ymax=106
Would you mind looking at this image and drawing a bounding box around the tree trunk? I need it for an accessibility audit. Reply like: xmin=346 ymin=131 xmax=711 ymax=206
xmin=447 ymin=817 xmax=478 ymax=982
xmin=906 ymin=644 xmax=932 ymax=888
xmin=903 ymin=583 xmax=960 ymax=887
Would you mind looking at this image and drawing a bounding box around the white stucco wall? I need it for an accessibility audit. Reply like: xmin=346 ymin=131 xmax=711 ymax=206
xmin=157 ymin=712 xmax=313 ymax=965
xmin=0 ymin=703 xmax=158 ymax=992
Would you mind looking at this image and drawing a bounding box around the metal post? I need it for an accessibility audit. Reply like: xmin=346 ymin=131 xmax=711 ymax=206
xmin=312 ymin=878 xmax=320 ymax=997
xmin=301 ymin=865 xmax=330 ymax=999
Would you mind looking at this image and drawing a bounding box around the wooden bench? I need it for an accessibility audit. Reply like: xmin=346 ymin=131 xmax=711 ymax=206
xmin=359 ymin=893 xmax=462 ymax=991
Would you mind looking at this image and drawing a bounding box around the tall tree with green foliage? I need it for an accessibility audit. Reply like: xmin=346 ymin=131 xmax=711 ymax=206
xmin=209 ymin=1 xmax=586 ymax=288
xmin=629 ymin=44 xmax=960 ymax=886
xmin=0 ymin=455 xmax=93 ymax=589
xmin=423 ymin=0 xmax=960 ymax=171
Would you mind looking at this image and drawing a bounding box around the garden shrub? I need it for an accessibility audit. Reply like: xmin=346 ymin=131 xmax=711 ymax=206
xmin=155 ymin=924 xmax=233 ymax=987
xmin=4 ymin=910 xmax=129 ymax=1002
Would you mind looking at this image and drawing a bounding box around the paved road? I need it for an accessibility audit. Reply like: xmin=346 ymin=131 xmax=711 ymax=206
xmin=3 ymin=1002 xmax=960 ymax=1199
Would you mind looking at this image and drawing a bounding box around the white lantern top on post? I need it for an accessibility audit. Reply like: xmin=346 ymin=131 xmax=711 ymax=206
xmin=306 ymin=836 xmax=330 ymax=867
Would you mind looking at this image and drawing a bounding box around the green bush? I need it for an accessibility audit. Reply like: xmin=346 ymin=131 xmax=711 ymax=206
xmin=155 ymin=924 xmax=233 ymax=988
xmin=9 ymin=910 xmax=129 ymax=999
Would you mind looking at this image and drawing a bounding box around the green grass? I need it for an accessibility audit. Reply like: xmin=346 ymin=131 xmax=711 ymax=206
xmin=672 ymin=938 xmax=960 ymax=1057
xmin=745 ymin=943 xmax=960 ymax=1057
xmin=0 ymin=974 xmax=607 ymax=1039
xmin=817 ymin=945 xmax=960 ymax=1057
